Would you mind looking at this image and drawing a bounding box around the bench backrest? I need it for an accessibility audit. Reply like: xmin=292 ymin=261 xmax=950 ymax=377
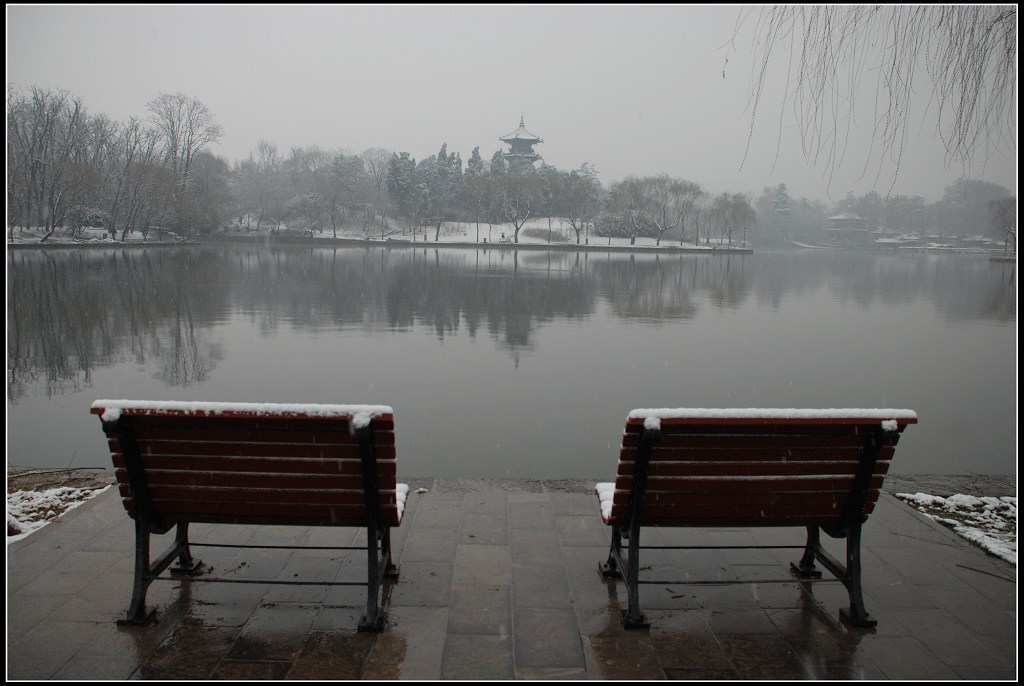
xmin=604 ymin=409 xmax=917 ymax=528
xmin=91 ymin=401 xmax=403 ymax=528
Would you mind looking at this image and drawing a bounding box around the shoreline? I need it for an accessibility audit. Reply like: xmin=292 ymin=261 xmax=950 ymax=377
xmin=7 ymin=234 xmax=754 ymax=255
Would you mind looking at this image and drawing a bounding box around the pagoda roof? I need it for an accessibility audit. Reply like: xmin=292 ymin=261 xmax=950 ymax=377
xmin=500 ymin=116 xmax=543 ymax=143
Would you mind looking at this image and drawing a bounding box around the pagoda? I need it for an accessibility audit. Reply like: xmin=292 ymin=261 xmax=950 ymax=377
xmin=500 ymin=116 xmax=543 ymax=172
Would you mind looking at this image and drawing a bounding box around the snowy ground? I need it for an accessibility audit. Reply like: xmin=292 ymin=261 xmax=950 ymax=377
xmin=6 ymin=469 xmax=113 ymax=544
xmin=8 ymin=220 xmax=740 ymax=250
xmin=894 ymin=492 xmax=1017 ymax=565
xmin=7 ymin=469 xmax=1016 ymax=565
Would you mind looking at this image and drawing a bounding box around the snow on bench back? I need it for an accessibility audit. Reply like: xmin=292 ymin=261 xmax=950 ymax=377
xmin=91 ymin=400 xmax=394 ymax=429
xmin=627 ymin=408 xmax=918 ymax=431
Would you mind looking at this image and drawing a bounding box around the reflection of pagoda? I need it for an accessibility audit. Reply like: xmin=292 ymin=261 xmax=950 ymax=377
xmin=500 ymin=116 xmax=543 ymax=172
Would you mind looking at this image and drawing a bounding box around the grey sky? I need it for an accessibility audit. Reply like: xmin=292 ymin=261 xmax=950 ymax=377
xmin=7 ymin=5 xmax=1016 ymax=203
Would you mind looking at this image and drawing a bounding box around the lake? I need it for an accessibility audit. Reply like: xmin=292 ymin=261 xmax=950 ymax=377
xmin=6 ymin=244 xmax=1016 ymax=478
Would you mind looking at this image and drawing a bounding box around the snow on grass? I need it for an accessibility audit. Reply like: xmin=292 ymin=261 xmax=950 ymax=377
xmin=7 ymin=484 xmax=112 ymax=544
xmin=896 ymin=492 xmax=1017 ymax=565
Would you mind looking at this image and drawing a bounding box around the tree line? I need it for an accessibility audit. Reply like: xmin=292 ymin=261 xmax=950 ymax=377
xmin=7 ymin=86 xmax=1015 ymax=247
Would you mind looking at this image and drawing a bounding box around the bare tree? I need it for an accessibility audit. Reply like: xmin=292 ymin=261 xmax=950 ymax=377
xmin=147 ymin=92 xmax=224 ymax=236
xmin=989 ymin=196 xmax=1016 ymax=252
xmin=496 ymin=174 xmax=540 ymax=243
xmin=7 ymin=87 xmax=91 ymax=241
xmin=736 ymin=6 xmax=1017 ymax=190
xmin=361 ymin=147 xmax=391 ymax=228
xmin=563 ymin=164 xmax=601 ymax=244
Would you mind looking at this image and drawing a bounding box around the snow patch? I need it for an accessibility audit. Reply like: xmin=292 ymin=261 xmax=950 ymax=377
xmin=896 ymin=492 xmax=1016 ymax=565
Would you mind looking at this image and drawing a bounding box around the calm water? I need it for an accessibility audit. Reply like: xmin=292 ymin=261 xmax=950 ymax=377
xmin=7 ymin=245 xmax=1016 ymax=478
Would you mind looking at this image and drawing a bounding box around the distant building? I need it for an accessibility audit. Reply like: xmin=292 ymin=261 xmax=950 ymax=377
xmin=823 ymin=212 xmax=872 ymax=244
xmin=500 ymin=117 xmax=543 ymax=172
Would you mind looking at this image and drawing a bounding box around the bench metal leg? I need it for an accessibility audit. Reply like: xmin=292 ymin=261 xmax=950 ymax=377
xmin=790 ymin=524 xmax=876 ymax=628
xmin=838 ymin=524 xmax=876 ymax=627
xmin=120 ymin=520 xmax=202 ymax=626
xmin=169 ymin=523 xmax=201 ymax=575
xmin=790 ymin=526 xmax=824 ymax=579
xmin=121 ymin=517 xmax=157 ymax=626
xmin=599 ymin=528 xmax=623 ymax=578
xmin=599 ymin=526 xmax=649 ymax=629
xmin=359 ymin=526 xmax=398 ymax=632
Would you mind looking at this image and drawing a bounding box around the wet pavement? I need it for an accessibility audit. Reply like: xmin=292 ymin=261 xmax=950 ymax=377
xmin=7 ymin=478 xmax=1017 ymax=680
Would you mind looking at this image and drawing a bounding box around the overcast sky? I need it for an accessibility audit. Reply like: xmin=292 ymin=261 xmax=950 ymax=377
xmin=7 ymin=5 xmax=1016 ymax=204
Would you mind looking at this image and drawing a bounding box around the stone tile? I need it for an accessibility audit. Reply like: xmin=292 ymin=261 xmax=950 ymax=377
xmin=920 ymin=582 xmax=1016 ymax=636
xmin=862 ymin=635 xmax=960 ymax=679
xmin=6 ymin=620 xmax=100 ymax=680
xmin=225 ymin=603 xmax=319 ymax=661
xmin=510 ymin=527 xmax=563 ymax=565
xmin=555 ymin=514 xmax=610 ymax=547
xmin=398 ymin=526 xmax=459 ymax=562
xmin=707 ymin=607 xmax=782 ymax=635
xmin=512 ymin=563 xmax=573 ymax=609
xmin=364 ymin=606 xmax=448 ymax=680
xmin=514 ymin=666 xmax=590 ymax=679
xmin=452 ymin=544 xmax=511 ymax=585
xmin=891 ymin=608 xmax=1015 ymax=669
xmin=514 ymin=608 xmax=585 ymax=669
xmin=287 ymin=631 xmax=376 ymax=680
xmin=460 ymin=512 xmax=509 ymax=545
xmin=138 ymin=621 xmax=241 ymax=680
xmin=408 ymin=498 xmax=464 ymax=529
xmin=6 ymin=591 xmax=73 ymax=640
xmin=212 ymin=659 xmax=292 ymax=680
xmin=462 ymin=490 xmax=508 ymax=515
xmin=441 ymin=634 xmax=514 ymax=680
xmin=663 ymin=666 xmax=740 ymax=679
xmin=717 ymin=634 xmax=809 ymax=679
xmin=509 ymin=499 xmax=556 ymax=529
xmin=585 ymin=631 xmax=662 ymax=679
xmin=550 ymin=492 xmax=596 ymax=516
xmin=52 ymin=653 xmax=142 ymax=680
xmin=387 ymin=560 xmax=453 ymax=607
xmin=308 ymin=604 xmax=366 ymax=634
xmin=447 ymin=584 xmax=512 ymax=635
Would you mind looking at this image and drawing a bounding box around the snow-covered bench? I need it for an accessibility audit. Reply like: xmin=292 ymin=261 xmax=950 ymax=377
xmin=596 ymin=408 xmax=917 ymax=629
xmin=91 ymin=400 xmax=408 ymax=631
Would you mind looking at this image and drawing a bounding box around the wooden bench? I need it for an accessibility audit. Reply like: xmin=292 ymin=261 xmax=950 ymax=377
xmin=91 ymin=400 xmax=408 ymax=632
xmin=596 ymin=408 xmax=917 ymax=629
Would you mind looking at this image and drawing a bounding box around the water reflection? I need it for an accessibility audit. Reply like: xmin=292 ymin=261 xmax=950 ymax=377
xmin=6 ymin=245 xmax=1015 ymax=476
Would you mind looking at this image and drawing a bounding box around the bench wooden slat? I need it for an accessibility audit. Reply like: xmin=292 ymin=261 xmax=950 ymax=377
xmin=616 ymin=459 xmax=891 ymax=478
xmin=119 ymin=500 xmax=402 ymax=526
xmin=111 ymin=452 xmax=398 ymax=475
xmin=114 ymin=467 xmax=397 ymax=491
xmin=105 ymin=427 xmax=396 ymax=447
xmin=621 ymin=433 xmax=897 ymax=450
xmin=108 ymin=438 xmax=396 ymax=460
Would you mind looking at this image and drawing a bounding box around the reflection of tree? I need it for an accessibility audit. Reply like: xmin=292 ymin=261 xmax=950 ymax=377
xmin=7 ymin=247 xmax=1013 ymax=398
xmin=6 ymin=248 xmax=224 ymax=403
